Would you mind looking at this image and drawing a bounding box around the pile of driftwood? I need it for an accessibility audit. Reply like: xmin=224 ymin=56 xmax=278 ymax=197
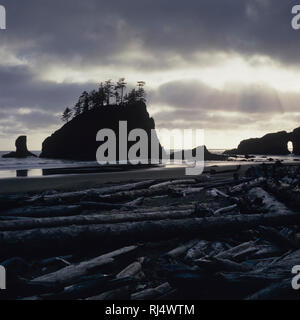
xmin=0 ymin=163 xmax=300 ymax=300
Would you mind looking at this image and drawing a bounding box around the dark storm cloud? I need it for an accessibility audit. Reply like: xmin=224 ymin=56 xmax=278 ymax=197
xmin=0 ymin=64 xmax=98 ymax=132
xmin=1 ymin=0 xmax=300 ymax=69
xmin=0 ymin=64 xmax=96 ymax=112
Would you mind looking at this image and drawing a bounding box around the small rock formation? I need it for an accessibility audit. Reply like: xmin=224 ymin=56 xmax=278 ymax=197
xmin=171 ymin=146 xmax=227 ymax=161
xmin=40 ymin=102 xmax=163 ymax=161
xmin=224 ymin=127 xmax=300 ymax=155
xmin=2 ymin=136 xmax=37 ymax=158
xmin=291 ymin=127 xmax=300 ymax=155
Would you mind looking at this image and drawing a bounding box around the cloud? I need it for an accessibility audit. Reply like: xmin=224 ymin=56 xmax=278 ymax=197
xmin=0 ymin=0 xmax=300 ymax=149
xmin=0 ymin=64 xmax=97 ymax=112
xmin=1 ymin=0 xmax=300 ymax=71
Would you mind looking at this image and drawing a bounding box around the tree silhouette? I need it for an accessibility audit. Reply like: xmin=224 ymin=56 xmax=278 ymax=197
xmin=81 ymin=91 xmax=90 ymax=113
xmin=73 ymin=100 xmax=82 ymax=117
xmin=137 ymin=81 xmax=146 ymax=102
xmin=116 ymin=78 xmax=127 ymax=105
xmin=125 ymin=89 xmax=138 ymax=104
xmin=62 ymin=107 xmax=72 ymax=123
xmin=98 ymin=83 xmax=106 ymax=107
xmin=69 ymin=78 xmax=147 ymax=119
xmin=104 ymin=80 xmax=114 ymax=105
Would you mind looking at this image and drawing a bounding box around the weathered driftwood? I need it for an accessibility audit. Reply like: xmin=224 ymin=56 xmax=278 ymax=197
xmin=37 ymin=180 xmax=155 ymax=204
xmin=265 ymin=179 xmax=300 ymax=210
xmin=220 ymin=250 xmax=300 ymax=296
xmin=125 ymin=197 xmax=144 ymax=206
xmin=207 ymin=188 xmax=229 ymax=199
xmin=165 ymin=240 xmax=199 ymax=259
xmin=1 ymin=213 xmax=300 ymax=257
xmin=98 ymin=188 xmax=172 ymax=202
xmin=258 ymin=226 xmax=298 ymax=249
xmin=0 ymin=194 xmax=29 ymax=210
xmin=47 ymin=274 xmax=134 ymax=300
xmin=258 ymin=249 xmax=300 ymax=278
xmin=0 ymin=209 xmax=195 ymax=231
xmin=129 ymin=204 xmax=195 ymax=214
xmin=213 ymin=204 xmax=238 ymax=215
xmin=209 ymin=241 xmax=231 ymax=257
xmin=180 ymin=187 xmax=204 ymax=196
xmin=32 ymin=245 xmax=138 ymax=285
xmin=215 ymin=241 xmax=255 ymax=260
xmin=0 ymin=216 xmax=30 ymax=221
xmin=1 ymin=205 xmax=82 ymax=218
xmin=185 ymin=240 xmax=210 ymax=260
xmin=75 ymin=201 xmax=139 ymax=210
xmin=38 ymin=256 xmax=71 ymax=269
xmin=195 ymin=257 xmax=250 ymax=272
xmin=230 ymin=177 xmax=266 ymax=194
xmin=131 ymin=282 xmax=172 ymax=300
xmin=248 ymin=187 xmax=294 ymax=215
xmin=249 ymin=245 xmax=282 ymax=260
xmin=1 ymin=201 xmax=139 ymax=219
xmin=116 ymin=261 xmax=142 ymax=279
xmin=231 ymin=246 xmax=259 ymax=262
xmin=149 ymin=179 xmax=196 ymax=189
xmin=193 ymin=177 xmax=251 ymax=190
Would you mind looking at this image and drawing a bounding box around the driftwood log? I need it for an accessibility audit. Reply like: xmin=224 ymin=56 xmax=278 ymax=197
xmin=0 ymin=209 xmax=195 ymax=231
xmin=32 ymin=245 xmax=138 ymax=285
xmin=0 ymin=212 xmax=300 ymax=257
xmin=248 ymin=187 xmax=294 ymax=215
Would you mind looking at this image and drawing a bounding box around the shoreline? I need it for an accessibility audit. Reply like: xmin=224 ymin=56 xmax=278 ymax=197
xmin=0 ymin=161 xmax=292 ymax=195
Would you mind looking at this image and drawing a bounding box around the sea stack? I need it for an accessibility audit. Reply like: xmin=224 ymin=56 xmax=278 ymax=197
xmin=40 ymin=102 xmax=163 ymax=161
xmin=224 ymin=127 xmax=300 ymax=156
xmin=2 ymin=136 xmax=37 ymax=158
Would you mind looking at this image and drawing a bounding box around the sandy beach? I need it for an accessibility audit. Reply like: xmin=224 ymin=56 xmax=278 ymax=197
xmin=0 ymin=163 xmax=254 ymax=195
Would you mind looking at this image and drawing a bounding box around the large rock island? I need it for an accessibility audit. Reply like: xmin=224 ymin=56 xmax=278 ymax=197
xmin=40 ymin=102 xmax=163 ymax=162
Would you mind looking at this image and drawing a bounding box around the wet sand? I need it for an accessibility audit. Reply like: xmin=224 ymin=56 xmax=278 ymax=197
xmin=0 ymin=163 xmax=253 ymax=194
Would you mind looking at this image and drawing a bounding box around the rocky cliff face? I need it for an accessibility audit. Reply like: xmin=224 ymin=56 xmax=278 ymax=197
xmin=40 ymin=102 xmax=163 ymax=161
xmin=2 ymin=136 xmax=37 ymax=158
xmin=291 ymin=127 xmax=300 ymax=155
xmin=224 ymin=128 xmax=300 ymax=155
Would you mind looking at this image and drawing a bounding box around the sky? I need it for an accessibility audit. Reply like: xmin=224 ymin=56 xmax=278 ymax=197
xmin=1 ymin=0 xmax=300 ymax=150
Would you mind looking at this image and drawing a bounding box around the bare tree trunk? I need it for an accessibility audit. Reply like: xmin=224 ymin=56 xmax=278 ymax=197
xmin=32 ymin=245 xmax=138 ymax=285
xmin=1 ymin=212 xmax=299 ymax=257
xmin=0 ymin=208 xmax=195 ymax=231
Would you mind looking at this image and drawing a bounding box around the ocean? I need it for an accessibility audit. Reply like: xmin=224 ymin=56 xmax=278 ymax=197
xmin=0 ymin=149 xmax=299 ymax=179
xmin=0 ymin=151 xmax=98 ymax=178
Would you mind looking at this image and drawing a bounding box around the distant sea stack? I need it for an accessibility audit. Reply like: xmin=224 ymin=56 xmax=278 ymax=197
xmin=171 ymin=146 xmax=227 ymax=161
xmin=40 ymin=102 xmax=163 ymax=161
xmin=224 ymin=127 xmax=300 ymax=155
xmin=2 ymin=136 xmax=37 ymax=158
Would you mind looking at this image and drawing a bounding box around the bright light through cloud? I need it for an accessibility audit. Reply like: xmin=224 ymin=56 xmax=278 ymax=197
xmin=40 ymin=53 xmax=300 ymax=94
